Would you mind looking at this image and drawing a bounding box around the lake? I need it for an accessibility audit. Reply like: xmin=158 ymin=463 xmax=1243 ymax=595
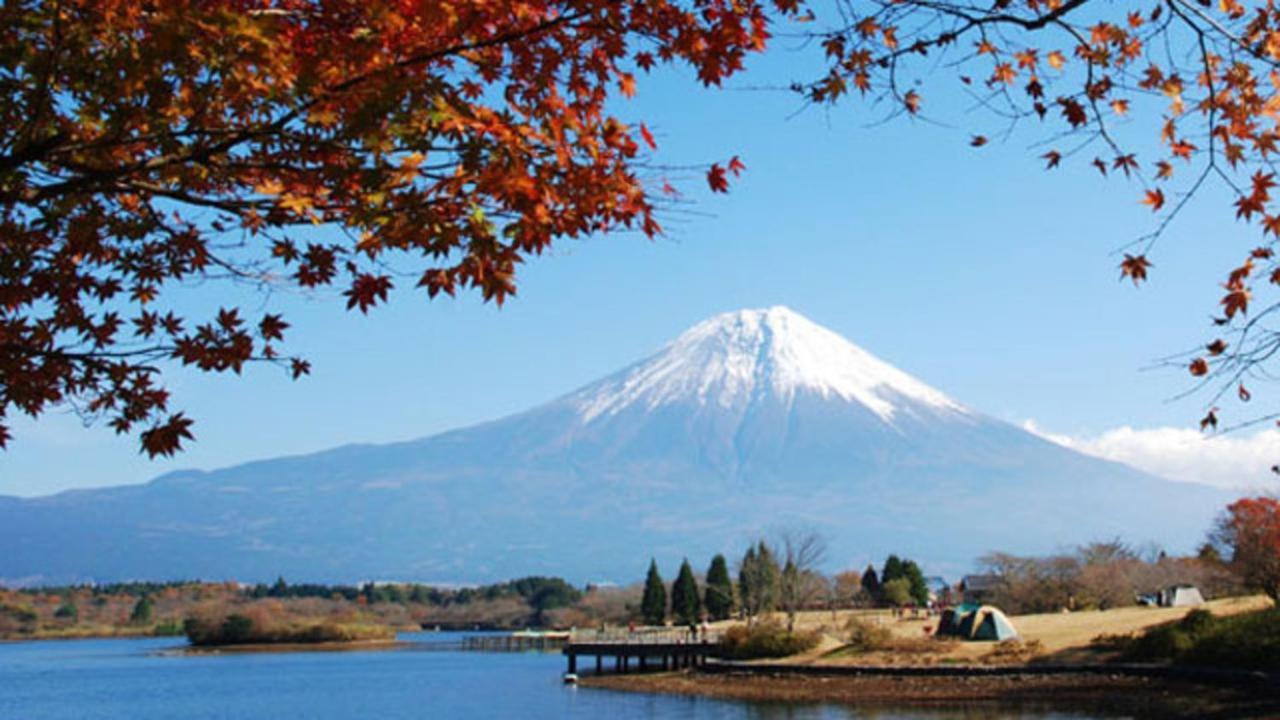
xmin=0 ymin=632 xmax=1106 ymax=719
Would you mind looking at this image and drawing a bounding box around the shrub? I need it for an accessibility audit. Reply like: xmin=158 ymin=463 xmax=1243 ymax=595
xmin=1122 ymin=624 xmax=1194 ymax=662
xmin=719 ymin=621 xmax=820 ymax=659
xmin=845 ymin=617 xmax=892 ymax=651
xmin=1116 ymin=607 xmax=1280 ymax=668
xmin=1180 ymin=608 xmax=1280 ymax=672
xmin=54 ymin=601 xmax=78 ymax=621
xmin=1178 ymin=608 xmax=1215 ymax=635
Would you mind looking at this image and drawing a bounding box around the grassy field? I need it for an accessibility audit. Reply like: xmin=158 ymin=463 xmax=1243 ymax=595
xmin=705 ymin=595 xmax=1274 ymax=665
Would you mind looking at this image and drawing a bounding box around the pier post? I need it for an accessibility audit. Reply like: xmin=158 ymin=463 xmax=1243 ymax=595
xmin=596 ymin=656 xmax=603 ymax=674
xmin=567 ymin=653 xmax=577 ymax=674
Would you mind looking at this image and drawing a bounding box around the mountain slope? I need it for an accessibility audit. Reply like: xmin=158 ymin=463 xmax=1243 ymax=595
xmin=0 ymin=307 xmax=1230 ymax=585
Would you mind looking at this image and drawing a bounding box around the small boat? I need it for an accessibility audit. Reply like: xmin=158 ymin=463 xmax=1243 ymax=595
xmin=562 ymin=673 xmax=579 ymax=685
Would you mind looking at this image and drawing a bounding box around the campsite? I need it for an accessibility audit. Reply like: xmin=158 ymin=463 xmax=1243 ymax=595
xmin=735 ymin=594 xmax=1272 ymax=666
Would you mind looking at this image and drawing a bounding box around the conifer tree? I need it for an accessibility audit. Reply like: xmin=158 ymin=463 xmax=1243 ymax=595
xmin=130 ymin=594 xmax=155 ymax=624
xmin=670 ymin=559 xmax=702 ymax=626
xmin=704 ymin=554 xmax=735 ymax=621
xmin=641 ymin=559 xmax=667 ymax=626
xmin=756 ymin=541 xmax=780 ymax=611
xmin=881 ymin=555 xmax=905 ymax=584
xmin=738 ymin=545 xmax=757 ymax=617
xmin=739 ymin=540 xmax=781 ymax=622
xmin=902 ymin=560 xmax=930 ymax=606
xmin=861 ymin=564 xmax=881 ymax=604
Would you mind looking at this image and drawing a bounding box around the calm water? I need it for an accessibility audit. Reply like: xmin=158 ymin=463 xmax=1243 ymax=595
xmin=0 ymin=633 xmax=1107 ymax=719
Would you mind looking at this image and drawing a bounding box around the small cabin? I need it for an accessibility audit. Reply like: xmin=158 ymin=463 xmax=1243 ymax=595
xmin=958 ymin=574 xmax=1001 ymax=604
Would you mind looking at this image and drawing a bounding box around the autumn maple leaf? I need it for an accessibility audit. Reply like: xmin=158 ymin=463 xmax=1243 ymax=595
xmin=707 ymin=164 xmax=730 ymax=193
xmin=1119 ymin=254 xmax=1152 ymax=285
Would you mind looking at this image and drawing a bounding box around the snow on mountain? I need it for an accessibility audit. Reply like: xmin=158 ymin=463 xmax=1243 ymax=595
xmin=0 ymin=307 xmax=1235 ymax=585
xmin=573 ymin=306 xmax=965 ymax=424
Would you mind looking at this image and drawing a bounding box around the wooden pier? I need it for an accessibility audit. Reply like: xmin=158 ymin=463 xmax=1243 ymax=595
xmin=563 ymin=629 xmax=721 ymax=675
xmin=462 ymin=631 xmax=570 ymax=652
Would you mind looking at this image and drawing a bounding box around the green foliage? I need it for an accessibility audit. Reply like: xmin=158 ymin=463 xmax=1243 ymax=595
xmin=1180 ymin=608 xmax=1280 ymax=671
xmin=719 ymin=620 xmax=820 ymax=659
xmin=509 ymin=577 xmax=582 ymax=612
xmin=879 ymin=555 xmax=928 ymax=606
xmin=845 ymin=617 xmax=892 ymax=651
xmin=130 ymin=595 xmax=155 ymax=624
xmin=738 ymin=541 xmax=780 ymax=618
xmin=860 ymin=565 xmax=880 ymax=601
xmin=220 ymin=614 xmax=255 ymax=644
xmin=881 ymin=555 xmax=905 ymax=585
xmin=1123 ymin=624 xmax=1195 ymax=661
xmin=670 ymin=559 xmax=701 ymax=626
xmin=704 ymin=554 xmax=735 ymax=621
xmin=54 ymin=600 xmax=78 ymax=620
xmin=641 ymin=559 xmax=667 ymax=626
xmin=903 ymin=560 xmax=930 ymax=606
xmin=881 ymin=578 xmax=913 ymax=607
xmin=1119 ymin=608 xmax=1280 ymax=672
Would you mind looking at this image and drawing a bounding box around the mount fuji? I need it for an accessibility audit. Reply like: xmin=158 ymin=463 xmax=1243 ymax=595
xmin=0 ymin=307 xmax=1230 ymax=585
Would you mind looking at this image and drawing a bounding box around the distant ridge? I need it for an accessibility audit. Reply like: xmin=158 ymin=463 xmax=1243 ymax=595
xmin=0 ymin=307 xmax=1230 ymax=585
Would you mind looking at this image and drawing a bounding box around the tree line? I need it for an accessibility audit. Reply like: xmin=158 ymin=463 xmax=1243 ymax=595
xmin=637 ymin=535 xmax=935 ymax=630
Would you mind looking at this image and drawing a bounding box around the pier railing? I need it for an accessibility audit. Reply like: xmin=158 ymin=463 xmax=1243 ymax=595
xmin=568 ymin=628 xmax=721 ymax=645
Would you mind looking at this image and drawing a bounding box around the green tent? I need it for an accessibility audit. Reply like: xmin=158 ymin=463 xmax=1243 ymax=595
xmin=936 ymin=604 xmax=1018 ymax=641
xmin=936 ymin=603 xmax=980 ymax=637
xmin=972 ymin=607 xmax=1018 ymax=641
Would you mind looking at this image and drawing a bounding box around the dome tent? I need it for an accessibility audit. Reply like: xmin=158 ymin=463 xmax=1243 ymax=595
xmin=936 ymin=604 xmax=1018 ymax=641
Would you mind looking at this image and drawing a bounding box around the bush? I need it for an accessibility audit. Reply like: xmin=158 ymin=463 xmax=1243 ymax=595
xmin=1180 ymin=608 xmax=1280 ymax=672
xmin=719 ymin=621 xmax=820 ymax=660
xmin=1116 ymin=607 xmax=1280 ymax=670
xmin=845 ymin=617 xmax=892 ymax=651
xmin=1178 ymin=608 xmax=1215 ymax=635
xmin=1122 ymin=624 xmax=1195 ymax=662
xmin=183 ymin=605 xmax=396 ymax=647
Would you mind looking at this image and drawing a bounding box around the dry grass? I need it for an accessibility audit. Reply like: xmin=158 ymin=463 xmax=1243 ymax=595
xmin=709 ymin=595 xmax=1274 ymax=666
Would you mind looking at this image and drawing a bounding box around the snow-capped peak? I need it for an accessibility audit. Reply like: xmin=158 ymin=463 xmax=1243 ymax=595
xmin=572 ymin=306 xmax=965 ymax=423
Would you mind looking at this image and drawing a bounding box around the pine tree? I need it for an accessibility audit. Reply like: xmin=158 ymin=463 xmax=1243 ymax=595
xmin=670 ymin=559 xmax=701 ymax=626
xmin=641 ymin=559 xmax=667 ymax=626
xmin=861 ymin=564 xmax=881 ymax=603
xmin=704 ymin=554 xmax=735 ymax=620
xmin=740 ymin=540 xmax=781 ymax=621
xmin=903 ymin=560 xmax=930 ymax=606
xmin=881 ymin=555 xmax=905 ymax=584
xmin=130 ymin=595 xmax=155 ymax=624
xmin=738 ymin=545 xmax=757 ymax=617
xmin=756 ymin=541 xmax=780 ymax=612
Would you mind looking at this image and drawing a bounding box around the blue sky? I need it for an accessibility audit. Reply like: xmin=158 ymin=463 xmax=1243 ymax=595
xmin=3 ymin=39 xmax=1276 ymax=497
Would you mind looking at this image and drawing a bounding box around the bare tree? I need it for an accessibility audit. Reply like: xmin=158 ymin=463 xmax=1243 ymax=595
xmin=778 ymin=531 xmax=828 ymax=632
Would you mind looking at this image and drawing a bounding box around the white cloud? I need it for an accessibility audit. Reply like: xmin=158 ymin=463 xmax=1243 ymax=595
xmin=1022 ymin=420 xmax=1280 ymax=492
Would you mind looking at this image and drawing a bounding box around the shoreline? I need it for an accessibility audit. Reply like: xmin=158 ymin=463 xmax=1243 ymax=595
xmin=581 ymin=667 xmax=1280 ymax=719
xmin=163 ymin=638 xmax=408 ymax=655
